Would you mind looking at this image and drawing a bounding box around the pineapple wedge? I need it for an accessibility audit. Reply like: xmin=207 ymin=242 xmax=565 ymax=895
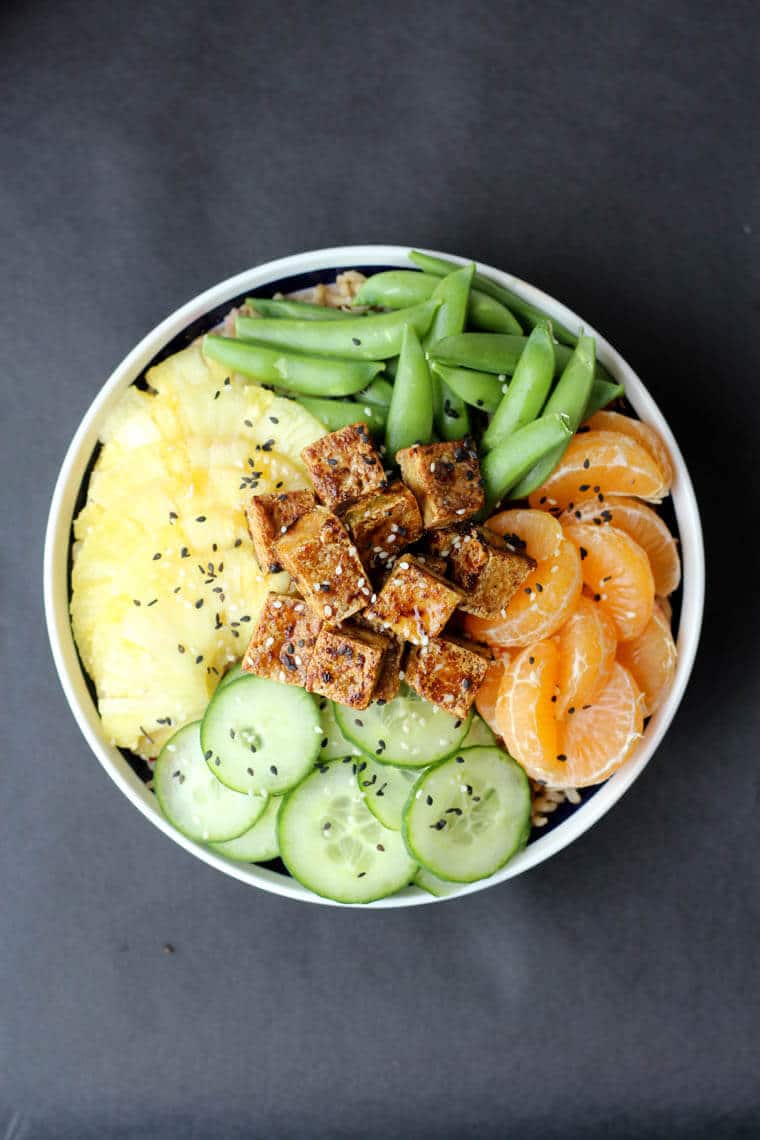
xmin=70 ymin=342 xmax=325 ymax=759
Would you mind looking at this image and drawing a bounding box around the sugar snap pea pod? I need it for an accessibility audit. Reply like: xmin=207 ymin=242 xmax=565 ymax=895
xmin=385 ymin=325 xmax=434 ymax=458
xmin=354 ymin=271 xmax=522 ymax=334
xmin=410 ymin=250 xmax=577 ymax=347
xmin=582 ymin=378 xmax=625 ymax=419
xmin=357 ymin=376 xmax=394 ymax=408
xmin=202 ymin=335 xmax=382 ymax=396
xmin=235 ymin=299 xmax=439 ymax=361
xmin=297 ymin=396 xmax=386 ymax=437
xmin=481 ymin=413 xmax=573 ymax=512
xmin=481 ymin=322 xmax=556 ymax=451
xmin=430 ymin=333 xmax=613 ymax=384
xmin=509 ymin=335 xmax=596 ymax=499
xmin=245 ymin=297 xmax=355 ymax=320
xmin=429 ymin=362 xmax=504 ymax=413
xmin=425 ymin=265 xmax=474 ymax=440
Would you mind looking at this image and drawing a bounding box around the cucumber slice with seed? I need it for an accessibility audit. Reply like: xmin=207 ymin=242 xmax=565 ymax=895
xmin=278 ymin=759 xmax=417 ymax=903
xmin=210 ymin=795 xmax=282 ymax=862
xmin=402 ymin=746 xmax=531 ymax=882
xmin=357 ymin=756 xmax=423 ymax=831
xmin=154 ymin=721 xmax=268 ymax=843
xmin=201 ymin=675 xmax=321 ymax=796
xmin=335 ymin=685 xmax=471 ymax=768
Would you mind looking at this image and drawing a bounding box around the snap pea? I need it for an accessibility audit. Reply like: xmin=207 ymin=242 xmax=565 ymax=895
xmin=425 ymin=265 xmax=474 ymax=441
xmin=481 ymin=413 xmax=573 ymax=513
xmin=509 ymin=335 xmax=596 ymax=498
xmin=481 ymin=322 xmax=555 ymax=451
xmin=410 ymin=250 xmax=577 ymax=347
xmin=429 ymin=332 xmax=613 ymax=383
xmin=385 ymin=325 xmax=434 ymax=458
xmin=583 ymin=378 xmax=625 ymax=419
xmin=235 ymin=299 xmax=439 ymax=361
xmin=357 ymin=376 xmax=394 ymax=408
xmin=354 ymin=270 xmax=522 ymax=334
xmin=429 ymin=362 xmax=504 ymax=414
xmin=202 ymin=335 xmax=383 ymax=396
xmin=245 ymin=297 xmax=356 ymax=320
xmin=297 ymin=396 xmax=386 ymax=437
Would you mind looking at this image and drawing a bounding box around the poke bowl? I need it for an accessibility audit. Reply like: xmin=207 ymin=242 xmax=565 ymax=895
xmin=44 ymin=245 xmax=705 ymax=906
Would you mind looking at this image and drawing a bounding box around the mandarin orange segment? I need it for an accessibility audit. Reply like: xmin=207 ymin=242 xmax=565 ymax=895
xmin=563 ymin=523 xmax=654 ymax=641
xmin=558 ymin=496 xmax=681 ymax=596
xmin=486 ymin=508 xmax=563 ymax=561
xmin=616 ymin=603 xmax=677 ymax=717
xmin=475 ymin=650 xmax=512 ymax=735
xmin=527 ymin=430 xmax=669 ymax=510
xmin=585 ymin=410 xmax=673 ymax=489
xmin=556 ymin=662 xmax=644 ymax=787
xmin=555 ymin=594 xmax=617 ymax=718
xmin=495 ymin=640 xmax=559 ymax=782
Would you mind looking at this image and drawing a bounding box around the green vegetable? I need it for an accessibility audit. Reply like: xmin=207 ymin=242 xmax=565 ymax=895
xmin=297 ymin=395 xmax=386 ymax=437
xmin=245 ymin=297 xmax=356 ymax=320
xmin=481 ymin=413 xmax=573 ymax=511
xmin=429 ymin=332 xmax=612 ymax=383
xmin=424 ymin=265 xmax=474 ymax=440
xmin=481 ymin=322 xmax=556 ymax=451
xmin=235 ymin=299 xmax=440 ymax=360
xmin=357 ymin=376 xmax=394 ymax=408
xmin=385 ymin=324 xmax=434 ymax=458
xmin=429 ymin=362 xmax=504 ymax=413
xmin=509 ymin=335 xmax=596 ymax=498
xmin=202 ymin=335 xmax=383 ymax=396
xmin=583 ymin=378 xmax=625 ymax=419
xmin=354 ymin=270 xmax=522 ymax=333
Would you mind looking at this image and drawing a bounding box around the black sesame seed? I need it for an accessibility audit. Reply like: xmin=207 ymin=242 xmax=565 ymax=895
xmin=580 ymin=546 xmax=588 ymax=560
xmin=579 ymin=484 xmax=590 ymax=492
xmin=270 ymin=765 xmax=278 ymax=775
xmin=529 ymin=656 xmax=535 ymax=664
xmin=352 ymin=337 xmax=361 ymax=346
xmin=556 ymin=753 xmax=567 ymax=762
xmin=177 ymin=644 xmax=185 ymax=654
xmin=321 ymin=737 xmax=328 ymax=748
xmin=455 ymin=756 xmax=464 ymax=764
xmin=195 ymin=599 xmax=203 ymax=609
xmin=153 ymin=552 xmax=161 ymax=560
xmin=426 ymin=794 xmax=433 ymax=805
xmin=204 ymin=750 xmax=212 ymax=760
xmin=195 ymin=516 xmax=206 ymax=522
xmin=583 ymin=458 xmax=590 ymax=469
xmin=195 ymin=655 xmax=203 ymax=664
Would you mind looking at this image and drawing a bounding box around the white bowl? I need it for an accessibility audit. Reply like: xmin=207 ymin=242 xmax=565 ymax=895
xmin=44 ymin=245 xmax=705 ymax=907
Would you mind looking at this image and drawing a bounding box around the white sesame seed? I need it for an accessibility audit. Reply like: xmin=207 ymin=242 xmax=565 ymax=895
xmin=294 ymin=602 xmax=305 ymax=612
xmin=363 ymin=407 xmax=372 ymax=416
xmin=265 ymin=636 xmax=275 ymax=648
xmin=279 ymin=670 xmax=286 ymax=682
xmin=280 ymin=525 xmax=288 ymax=533
xmin=335 ymin=564 xmax=343 ymax=575
xmin=348 ymin=545 xmax=357 ymax=555
xmin=399 ymin=560 xmax=410 ymax=570
xmin=295 ymin=656 xmax=302 ymax=666
xmin=429 ymin=462 xmax=436 ymax=472
xmin=456 ymin=508 xmax=467 ymax=516
xmin=370 ymin=593 xmax=377 ymax=603
xmin=324 ymin=604 xmax=333 ymax=617
xmin=272 ymin=600 xmax=283 ymax=609
xmin=387 ymin=534 xmax=396 ymax=543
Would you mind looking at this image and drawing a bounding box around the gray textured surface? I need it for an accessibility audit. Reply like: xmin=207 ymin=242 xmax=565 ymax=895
xmin=2 ymin=2 xmax=759 ymax=1137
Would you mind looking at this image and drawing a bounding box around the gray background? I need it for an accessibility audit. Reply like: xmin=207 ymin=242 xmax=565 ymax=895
xmin=2 ymin=2 xmax=759 ymax=1137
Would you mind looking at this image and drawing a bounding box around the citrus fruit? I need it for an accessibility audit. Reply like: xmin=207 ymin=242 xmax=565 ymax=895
xmin=555 ymin=594 xmax=617 ymax=718
xmin=528 ymin=430 xmax=669 ymax=509
xmin=617 ymin=603 xmax=677 ymax=716
xmin=585 ymin=410 xmax=673 ymax=489
xmin=563 ymin=523 xmax=655 ymax=641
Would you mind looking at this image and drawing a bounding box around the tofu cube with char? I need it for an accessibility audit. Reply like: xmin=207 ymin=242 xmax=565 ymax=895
xmin=242 ymin=593 xmax=322 ymax=687
xmin=404 ymin=636 xmax=490 ymax=719
xmin=364 ymin=557 xmax=463 ymax=645
xmin=301 ymin=422 xmax=386 ymax=510
xmin=273 ymin=506 xmax=369 ymax=623
xmin=305 ymin=623 xmax=392 ymax=710
xmin=341 ymin=481 xmax=423 ymax=570
xmin=353 ymin=613 xmax=404 ymax=704
xmin=245 ymin=489 xmax=316 ymax=574
xmin=426 ymin=524 xmax=536 ymax=618
xmin=396 ymin=438 xmax=484 ymax=528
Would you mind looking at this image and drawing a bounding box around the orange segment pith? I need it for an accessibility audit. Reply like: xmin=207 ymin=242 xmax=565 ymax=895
xmin=465 ymin=511 xmax=582 ymax=648
xmin=555 ymin=594 xmax=617 ymax=718
xmin=585 ymin=410 xmax=673 ymax=489
xmin=527 ymin=430 xmax=669 ymax=509
xmin=617 ymin=603 xmax=677 ymax=717
xmin=563 ymin=523 xmax=655 ymax=641
xmin=557 ymin=662 xmax=644 ymax=787
xmin=558 ymin=497 xmax=681 ymax=596
xmin=495 ymin=641 xmax=559 ymax=781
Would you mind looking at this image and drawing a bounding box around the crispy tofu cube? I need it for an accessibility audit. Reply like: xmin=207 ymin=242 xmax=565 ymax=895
xmin=354 ymin=614 xmax=405 ymax=704
xmin=426 ymin=524 xmax=536 ymax=618
xmin=364 ymin=557 xmax=463 ymax=645
xmin=305 ymin=623 xmax=391 ymax=709
xmin=273 ymin=506 xmax=369 ymax=623
xmin=341 ymin=481 xmax=423 ymax=570
xmin=301 ymin=422 xmax=386 ymax=510
xmin=404 ymin=637 xmax=489 ymax=719
xmin=396 ymin=438 xmax=484 ymax=528
xmin=245 ymin=490 xmax=316 ymax=574
xmin=242 ymin=593 xmax=322 ymax=686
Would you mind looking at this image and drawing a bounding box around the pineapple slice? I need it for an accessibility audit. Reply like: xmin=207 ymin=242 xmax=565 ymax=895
xmin=70 ymin=341 xmax=325 ymax=759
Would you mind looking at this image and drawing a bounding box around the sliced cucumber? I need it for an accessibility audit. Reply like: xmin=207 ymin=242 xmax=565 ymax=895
xmin=154 ymin=721 xmax=268 ymax=843
xmin=278 ymin=760 xmax=417 ymax=903
xmin=216 ymin=661 xmax=244 ymax=692
xmin=414 ymin=866 xmax=461 ymax=897
xmin=201 ymin=675 xmax=321 ymax=796
xmin=461 ymin=714 xmax=497 ymax=749
xmin=402 ymin=746 xmax=531 ymax=883
xmin=210 ymin=796 xmax=282 ymax=862
xmin=335 ymin=685 xmax=471 ymax=768
xmin=318 ymin=699 xmax=362 ymax=760
xmin=357 ymin=756 xmax=422 ymax=831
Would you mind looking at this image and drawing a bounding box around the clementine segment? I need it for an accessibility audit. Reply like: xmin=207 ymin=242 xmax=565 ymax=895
xmin=527 ymin=430 xmax=669 ymax=509
xmin=557 ymin=662 xmax=644 ymax=787
xmin=475 ymin=650 xmax=511 ymax=735
xmin=563 ymin=523 xmax=654 ymax=641
xmin=585 ymin=410 xmax=673 ymax=489
xmin=495 ymin=641 xmax=559 ymax=780
xmin=617 ymin=603 xmax=677 ymax=716
xmin=555 ymin=594 xmax=617 ymax=718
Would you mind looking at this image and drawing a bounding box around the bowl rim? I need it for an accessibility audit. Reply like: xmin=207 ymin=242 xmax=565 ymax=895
xmin=43 ymin=244 xmax=705 ymax=907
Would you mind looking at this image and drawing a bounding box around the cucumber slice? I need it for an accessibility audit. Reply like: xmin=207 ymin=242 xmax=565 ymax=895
xmin=414 ymin=866 xmax=460 ymax=897
xmin=318 ymin=699 xmax=362 ymax=760
xmin=216 ymin=661 xmax=244 ymax=692
xmin=402 ymin=746 xmax=531 ymax=883
xmin=335 ymin=685 xmax=471 ymax=768
xmin=210 ymin=796 xmax=282 ymax=862
xmin=201 ymin=675 xmax=321 ymax=796
xmin=154 ymin=721 xmax=268 ymax=843
xmin=357 ymin=756 xmax=422 ymax=831
xmin=279 ymin=759 xmax=417 ymax=903
xmin=461 ymin=714 xmax=497 ymax=749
